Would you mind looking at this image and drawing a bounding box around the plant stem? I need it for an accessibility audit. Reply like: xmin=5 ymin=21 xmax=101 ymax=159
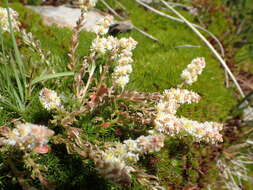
xmin=81 ymin=62 xmax=96 ymax=100
xmin=7 ymin=158 xmax=32 ymax=190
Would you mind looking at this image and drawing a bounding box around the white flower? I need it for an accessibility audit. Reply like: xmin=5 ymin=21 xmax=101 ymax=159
xmin=39 ymin=88 xmax=61 ymax=111
xmin=97 ymin=15 xmax=114 ymax=28
xmin=153 ymin=83 xmax=222 ymax=143
xmin=136 ymin=135 xmax=165 ymax=154
xmin=91 ymin=36 xmax=118 ymax=54
xmin=124 ymin=152 xmax=139 ymax=163
xmin=91 ymin=37 xmax=107 ymax=54
xmin=2 ymin=123 xmax=54 ymax=149
xmin=113 ymin=64 xmax=133 ymax=76
xmin=117 ymin=57 xmax=133 ymax=65
xmin=96 ymin=147 xmax=133 ymax=183
xmin=156 ymin=100 xmax=179 ymax=115
xmin=105 ymin=36 xmax=118 ymax=51
xmin=94 ymin=26 xmax=109 ymax=36
xmin=156 ymin=88 xmax=200 ymax=115
xmin=119 ymin=37 xmax=137 ymax=51
xmin=0 ymin=7 xmax=20 ymax=33
xmin=154 ymin=112 xmax=223 ymax=143
xmin=79 ymin=0 xmax=97 ymax=10
xmin=114 ymin=75 xmax=129 ymax=88
xmin=181 ymin=57 xmax=206 ymax=85
xmin=94 ymin=15 xmax=114 ymax=35
xmin=180 ymin=118 xmax=223 ymax=143
xmin=124 ymin=139 xmax=139 ymax=152
xmin=154 ymin=114 xmax=182 ymax=135
xmin=110 ymin=37 xmax=137 ymax=89
xmin=91 ymin=36 xmax=137 ymax=89
xmin=163 ymin=88 xmax=200 ymax=104
xmin=112 ymin=143 xmax=127 ymax=157
xmin=119 ymin=49 xmax=133 ymax=58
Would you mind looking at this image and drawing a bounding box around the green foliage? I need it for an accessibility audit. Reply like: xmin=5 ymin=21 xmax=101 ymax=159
xmin=11 ymin=0 xmax=236 ymax=121
xmin=0 ymin=1 xmax=239 ymax=189
xmin=0 ymin=7 xmax=28 ymax=114
xmin=27 ymin=0 xmax=42 ymax=5
xmin=222 ymin=0 xmax=253 ymax=73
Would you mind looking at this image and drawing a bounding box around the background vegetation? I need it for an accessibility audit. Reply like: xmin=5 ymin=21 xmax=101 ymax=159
xmin=1 ymin=0 xmax=252 ymax=189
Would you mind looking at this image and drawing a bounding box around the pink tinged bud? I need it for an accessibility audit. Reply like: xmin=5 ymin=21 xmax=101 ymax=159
xmin=101 ymin=122 xmax=111 ymax=128
xmin=33 ymin=145 xmax=51 ymax=154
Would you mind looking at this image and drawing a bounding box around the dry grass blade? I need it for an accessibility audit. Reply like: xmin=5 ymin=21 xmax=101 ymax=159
xmin=101 ymin=0 xmax=123 ymax=18
xmin=135 ymin=0 xmax=225 ymax=57
xmin=101 ymin=0 xmax=160 ymax=42
xmin=133 ymin=26 xmax=160 ymax=42
xmin=135 ymin=0 xmax=232 ymax=89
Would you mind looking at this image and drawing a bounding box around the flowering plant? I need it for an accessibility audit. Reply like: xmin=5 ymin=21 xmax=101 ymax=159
xmin=0 ymin=2 xmax=224 ymax=189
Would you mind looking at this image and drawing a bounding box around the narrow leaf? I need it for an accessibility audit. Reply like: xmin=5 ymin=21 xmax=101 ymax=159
xmin=31 ymin=72 xmax=74 ymax=85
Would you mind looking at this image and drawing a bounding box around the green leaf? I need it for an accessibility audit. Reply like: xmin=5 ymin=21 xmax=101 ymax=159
xmin=6 ymin=4 xmax=26 ymax=83
xmin=10 ymin=55 xmax=25 ymax=103
xmin=6 ymin=3 xmax=27 ymax=105
xmin=31 ymin=72 xmax=74 ymax=85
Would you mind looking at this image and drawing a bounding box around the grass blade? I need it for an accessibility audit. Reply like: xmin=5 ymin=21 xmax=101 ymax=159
xmin=31 ymin=72 xmax=74 ymax=85
xmin=6 ymin=3 xmax=26 ymax=102
xmin=10 ymin=55 xmax=24 ymax=103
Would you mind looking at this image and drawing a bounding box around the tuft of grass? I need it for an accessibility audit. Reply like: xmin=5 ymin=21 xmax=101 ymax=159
xmin=0 ymin=5 xmax=28 ymax=115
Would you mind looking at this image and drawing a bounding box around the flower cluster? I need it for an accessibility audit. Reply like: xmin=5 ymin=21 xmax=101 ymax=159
xmin=112 ymin=37 xmax=137 ymax=88
xmin=106 ymin=144 xmax=139 ymax=163
xmin=39 ymin=88 xmax=61 ymax=111
xmin=154 ymin=113 xmax=223 ymax=143
xmin=181 ymin=57 xmax=206 ymax=85
xmin=0 ymin=7 xmax=20 ymax=33
xmin=93 ymin=133 xmax=165 ymax=183
xmin=91 ymin=35 xmax=137 ymax=88
xmin=180 ymin=118 xmax=223 ymax=143
xmin=78 ymin=0 xmax=97 ymax=11
xmin=124 ymin=134 xmax=165 ymax=154
xmin=94 ymin=15 xmax=114 ymax=35
xmin=1 ymin=123 xmax=54 ymax=150
xmin=156 ymin=88 xmax=200 ymax=115
xmin=92 ymin=143 xmax=134 ymax=184
xmin=163 ymin=88 xmax=200 ymax=104
xmin=151 ymin=62 xmax=223 ymax=143
xmin=109 ymin=134 xmax=165 ymax=162
xmin=91 ymin=35 xmax=118 ymax=54
xmin=94 ymin=150 xmax=133 ymax=184
xmin=91 ymin=36 xmax=137 ymax=56
xmin=89 ymin=6 xmax=137 ymax=89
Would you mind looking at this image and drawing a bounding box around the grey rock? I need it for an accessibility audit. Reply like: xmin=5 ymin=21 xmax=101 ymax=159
xmin=108 ymin=20 xmax=134 ymax=35
xmin=26 ymin=5 xmax=114 ymax=32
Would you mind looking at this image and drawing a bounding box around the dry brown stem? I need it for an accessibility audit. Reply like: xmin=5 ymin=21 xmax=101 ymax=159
xmin=68 ymin=10 xmax=86 ymax=71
